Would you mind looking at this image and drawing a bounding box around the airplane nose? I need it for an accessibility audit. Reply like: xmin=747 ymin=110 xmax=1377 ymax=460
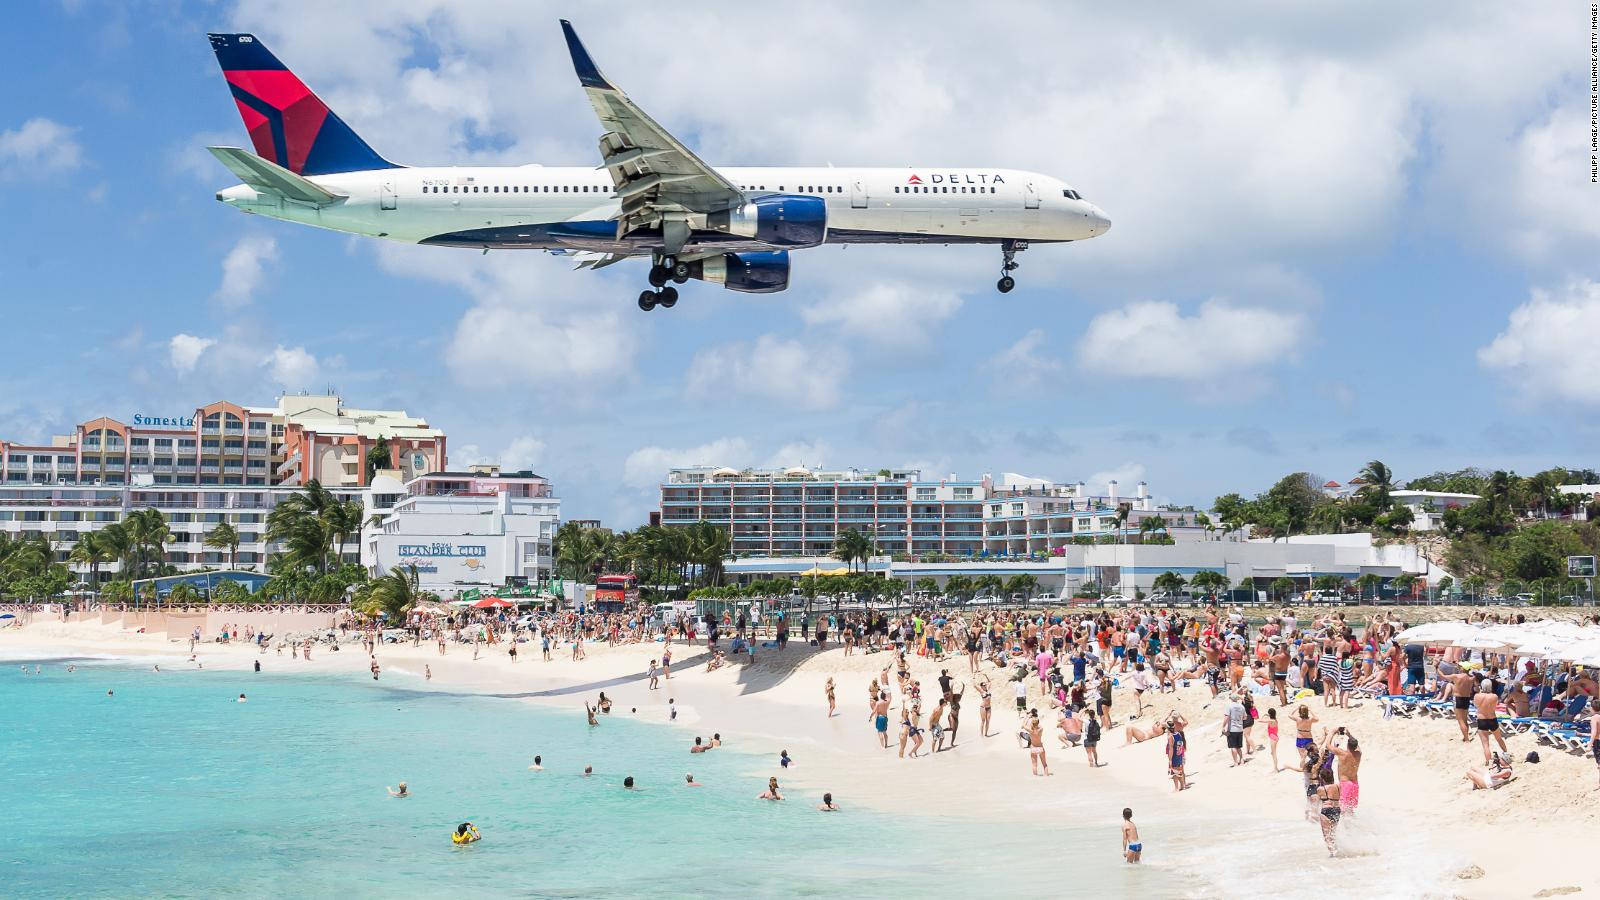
xmin=1088 ymin=206 xmax=1111 ymax=236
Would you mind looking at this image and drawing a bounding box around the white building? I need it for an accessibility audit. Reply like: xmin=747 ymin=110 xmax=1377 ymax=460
xmin=1387 ymin=490 xmax=1480 ymax=531
xmin=723 ymin=531 xmax=1446 ymax=597
xmin=982 ymin=479 xmax=1217 ymax=554
xmin=0 ymin=482 xmax=368 ymax=579
xmin=364 ymin=465 xmax=559 ymax=593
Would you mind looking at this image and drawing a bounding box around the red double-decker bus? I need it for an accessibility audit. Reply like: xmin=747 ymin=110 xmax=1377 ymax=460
xmin=593 ymin=573 xmax=640 ymax=612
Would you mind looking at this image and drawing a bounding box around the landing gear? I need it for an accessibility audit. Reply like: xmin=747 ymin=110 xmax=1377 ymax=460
xmin=638 ymin=254 xmax=686 ymax=311
xmin=996 ymin=239 xmax=1027 ymax=293
xmin=637 ymin=285 xmax=679 ymax=311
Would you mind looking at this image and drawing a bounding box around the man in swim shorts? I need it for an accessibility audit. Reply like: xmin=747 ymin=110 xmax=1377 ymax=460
xmin=872 ymin=692 xmax=890 ymax=748
xmin=1472 ymin=679 xmax=1508 ymax=764
xmin=1442 ymin=671 xmax=1476 ymax=742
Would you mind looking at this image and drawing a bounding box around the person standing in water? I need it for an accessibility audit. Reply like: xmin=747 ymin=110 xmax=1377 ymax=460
xmin=387 ymin=782 xmax=409 ymax=797
xmin=1121 ymin=808 xmax=1141 ymax=863
xmin=825 ymin=677 xmax=836 ymax=717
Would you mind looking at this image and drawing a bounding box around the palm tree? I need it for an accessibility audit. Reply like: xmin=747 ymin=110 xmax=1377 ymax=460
xmin=204 ymin=522 xmax=241 ymax=570
xmin=1152 ymin=571 xmax=1187 ymax=595
xmin=1355 ymin=572 xmax=1383 ymax=602
xmin=326 ymin=499 xmax=365 ymax=568
xmin=687 ymin=521 xmax=730 ymax=586
xmin=96 ymin=522 xmax=133 ymax=581
xmin=1269 ymin=576 xmax=1297 ymax=601
xmin=123 ymin=508 xmax=172 ymax=578
xmin=1003 ymin=573 xmax=1038 ymax=598
xmin=832 ymin=528 xmax=874 ymax=573
xmin=1194 ymin=512 xmax=1215 ymax=541
xmin=69 ymin=531 xmax=113 ymax=592
xmin=1112 ymin=502 xmax=1133 ymax=544
xmin=361 ymin=564 xmax=423 ymax=620
xmin=1138 ymin=515 xmax=1169 ymax=544
xmin=167 ymin=582 xmax=200 ymax=606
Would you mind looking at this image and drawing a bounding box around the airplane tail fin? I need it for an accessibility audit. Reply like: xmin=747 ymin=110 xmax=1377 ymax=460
xmin=208 ymin=33 xmax=397 ymax=176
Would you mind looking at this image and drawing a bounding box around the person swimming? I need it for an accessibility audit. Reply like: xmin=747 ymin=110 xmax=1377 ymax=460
xmin=237 ymin=693 xmax=247 ymax=702
xmin=818 ymin=792 xmax=839 ymax=811
xmin=758 ymin=777 xmax=783 ymax=801
xmin=528 ymin=755 xmax=543 ymax=771
xmin=387 ymin=782 xmax=409 ymax=798
xmin=623 ymin=776 xmax=640 ymax=790
xmin=685 ymin=773 xmax=703 ymax=787
xmin=452 ymin=822 xmax=480 ymax=844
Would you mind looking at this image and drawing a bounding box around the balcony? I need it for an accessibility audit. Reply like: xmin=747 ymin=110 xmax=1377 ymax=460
xmin=200 ymin=465 xmax=220 ymax=475
xmin=201 ymin=426 xmax=220 ymax=435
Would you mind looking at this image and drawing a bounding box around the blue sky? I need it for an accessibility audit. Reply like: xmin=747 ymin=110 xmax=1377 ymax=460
xmin=2 ymin=1 xmax=1598 ymax=525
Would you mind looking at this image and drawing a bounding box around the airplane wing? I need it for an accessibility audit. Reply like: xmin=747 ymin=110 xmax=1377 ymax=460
xmin=208 ymin=146 xmax=346 ymax=207
xmin=559 ymin=20 xmax=743 ymax=254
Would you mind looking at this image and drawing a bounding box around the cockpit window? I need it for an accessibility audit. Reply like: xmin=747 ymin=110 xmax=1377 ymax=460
xmin=1062 ymin=189 xmax=1084 ymax=200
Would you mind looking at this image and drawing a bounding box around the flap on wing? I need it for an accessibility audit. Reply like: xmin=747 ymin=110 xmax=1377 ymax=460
xmin=208 ymin=146 xmax=346 ymax=207
xmin=557 ymin=19 xmax=741 ymax=240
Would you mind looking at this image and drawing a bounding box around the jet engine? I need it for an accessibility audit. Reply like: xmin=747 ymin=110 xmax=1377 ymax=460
xmin=686 ymin=250 xmax=791 ymax=293
xmin=706 ymin=195 xmax=826 ymax=247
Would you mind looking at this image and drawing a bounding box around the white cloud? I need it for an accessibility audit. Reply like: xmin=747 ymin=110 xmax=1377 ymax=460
xmin=763 ymin=441 xmax=831 ymax=470
xmin=0 ymin=118 xmax=83 ymax=176
xmin=622 ymin=438 xmax=753 ymax=487
xmin=266 ymin=345 xmax=319 ymax=388
xmin=214 ymin=235 xmax=280 ymax=309
xmin=499 ymin=435 xmax=546 ymax=472
xmin=1076 ymin=300 xmax=1306 ymax=379
xmin=801 ymin=282 xmax=962 ymax=345
xmin=1085 ymin=462 xmax=1147 ymax=496
xmin=983 ymin=329 xmax=1061 ymax=387
xmin=1505 ymin=104 xmax=1600 ymax=263
xmin=685 ymin=335 xmax=848 ymax=411
xmin=1477 ymin=280 xmax=1600 ymax=405
xmin=373 ymin=246 xmax=641 ymax=390
xmin=168 ymin=333 xmax=215 ymax=373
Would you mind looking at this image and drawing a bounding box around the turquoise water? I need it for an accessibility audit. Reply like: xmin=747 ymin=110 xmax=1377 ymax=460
xmin=0 ymin=659 xmax=1172 ymax=898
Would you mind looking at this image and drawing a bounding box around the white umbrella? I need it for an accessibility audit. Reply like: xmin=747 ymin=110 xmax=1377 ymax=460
xmin=1394 ymin=621 xmax=1477 ymax=646
xmin=1451 ymin=632 xmax=1513 ymax=651
xmin=1550 ymin=638 xmax=1600 ymax=665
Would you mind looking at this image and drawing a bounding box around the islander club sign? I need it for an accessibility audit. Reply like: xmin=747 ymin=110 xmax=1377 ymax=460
xmin=131 ymin=414 xmax=196 ymax=427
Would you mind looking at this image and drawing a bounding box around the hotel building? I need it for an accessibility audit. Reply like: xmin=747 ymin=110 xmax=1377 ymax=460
xmin=364 ymin=465 xmax=560 ymax=593
xmin=0 ymin=482 xmax=369 ymax=575
xmin=0 ymin=394 xmax=446 ymax=489
xmin=660 ymin=466 xmax=990 ymax=557
xmin=659 ymin=468 xmax=1214 ymax=559
xmin=982 ymin=478 xmax=1210 ymax=555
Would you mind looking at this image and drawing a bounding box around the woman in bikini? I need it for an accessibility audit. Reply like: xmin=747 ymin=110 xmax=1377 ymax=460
xmin=1315 ymin=768 xmax=1341 ymax=856
xmin=1294 ymin=704 xmax=1319 ymax=768
xmin=978 ymin=678 xmax=994 ymax=737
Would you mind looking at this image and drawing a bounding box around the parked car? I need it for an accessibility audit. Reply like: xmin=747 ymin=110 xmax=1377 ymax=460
xmin=1100 ymin=593 xmax=1133 ymax=605
xmin=1033 ymin=592 xmax=1060 ymax=605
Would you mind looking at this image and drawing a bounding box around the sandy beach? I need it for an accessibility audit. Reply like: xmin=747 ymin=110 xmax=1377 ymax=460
xmin=5 ymin=610 xmax=1597 ymax=899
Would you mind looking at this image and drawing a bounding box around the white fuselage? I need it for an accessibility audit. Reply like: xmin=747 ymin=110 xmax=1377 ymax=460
xmin=217 ymin=165 xmax=1110 ymax=252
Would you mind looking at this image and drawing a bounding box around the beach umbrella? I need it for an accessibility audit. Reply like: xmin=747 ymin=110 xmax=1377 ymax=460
xmin=472 ymin=596 xmax=514 ymax=609
xmin=1394 ymin=621 xmax=1476 ymax=646
xmin=1549 ymin=638 xmax=1600 ymax=665
xmin=1450 ymin=632 xmax=1513 ymax=651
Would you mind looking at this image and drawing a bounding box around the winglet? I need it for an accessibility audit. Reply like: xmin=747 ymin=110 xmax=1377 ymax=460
xmin=560 ymin=20 xmax=613 ymax=90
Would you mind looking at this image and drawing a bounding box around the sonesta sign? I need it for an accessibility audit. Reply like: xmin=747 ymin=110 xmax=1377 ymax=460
xmin=131 ymin=415 xmax=196 ymax=427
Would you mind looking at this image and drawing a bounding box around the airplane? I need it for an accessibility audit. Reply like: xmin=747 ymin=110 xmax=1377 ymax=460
xmin=207 ymin=21 xmax=1109 ymax=311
